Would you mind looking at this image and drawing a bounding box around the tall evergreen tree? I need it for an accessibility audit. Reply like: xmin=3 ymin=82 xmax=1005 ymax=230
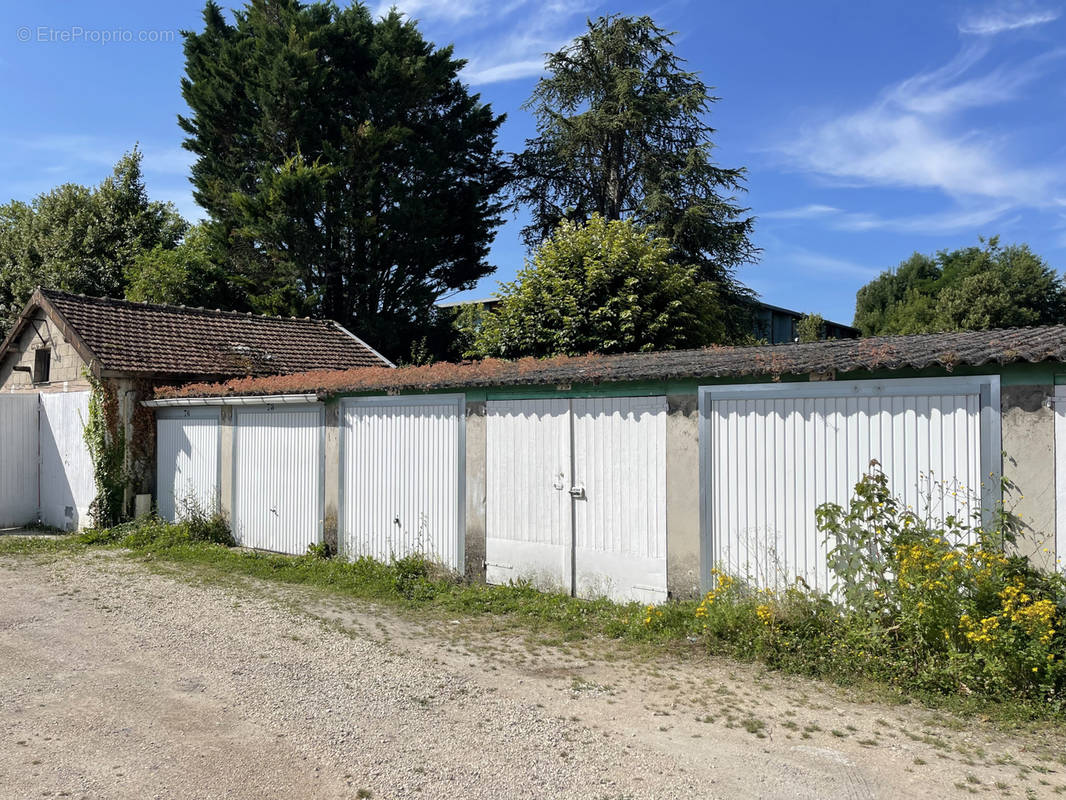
xmin=180 ymin=0 xmax=508 ymax=359
xmin=512 ymin=14 xmax=757 ymax=340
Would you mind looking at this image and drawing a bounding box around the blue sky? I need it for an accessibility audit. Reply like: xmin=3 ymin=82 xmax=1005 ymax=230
xmin=2 ymin=1 xmax=1065 ymax=326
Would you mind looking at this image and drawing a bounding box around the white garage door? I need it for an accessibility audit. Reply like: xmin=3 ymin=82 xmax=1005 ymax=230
xmin=699 ymin=376 xmax=1000 ymax=592
xmin=341 ymin=395 xmax=464 ymax=570
xmin=233 ymin=404 xmax=323 ymax=554
xmin=0 ymin=394 xmax=40 ymax=528
xmin=156 ymin=407 xmax=220 ymax=522
xmin=486 ymin=399 xmax=572 ymax=592
xmin=486 ymin=396 xmax=668 ymax=604
xmin=39 ymin=391 xmax=94 ymax=531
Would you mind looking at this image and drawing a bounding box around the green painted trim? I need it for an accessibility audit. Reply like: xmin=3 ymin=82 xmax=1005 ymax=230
xmin=836 ymin=362 xmax=1057 ymax=386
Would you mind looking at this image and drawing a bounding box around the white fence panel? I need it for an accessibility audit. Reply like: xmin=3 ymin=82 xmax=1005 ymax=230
xmin=572 ymin=396 xmax=668 ymax=604
xmin=157 ymin=408 xmax=221 ymax=522
xmin=486 ymin=399 xmax=572 ymax=592
xmin=233 ymin=404 xmax=323 ymax=554
xmin=0 ymin=394 xmax=40 ymax=527
xmin=1056 ymin=386 xmax=1066 ymax=573
xmin=341 ymin=395 xmax=464 ymax=570
xmin=700 ymin=377 xmax=998 ymax=592
xmin=39 ymin=391 xmax=93 ymax=530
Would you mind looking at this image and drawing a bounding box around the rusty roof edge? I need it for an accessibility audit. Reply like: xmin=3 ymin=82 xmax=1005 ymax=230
xmin=152 ymin=324 xmax=1066 ymax=401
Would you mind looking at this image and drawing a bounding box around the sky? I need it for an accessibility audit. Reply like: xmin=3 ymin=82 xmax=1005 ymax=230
xmin=1 ymin=1 xmax=1065 ymax=326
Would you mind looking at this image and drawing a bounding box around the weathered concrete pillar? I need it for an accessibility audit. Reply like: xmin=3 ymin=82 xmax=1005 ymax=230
xmin=323 ymin=399 xmax=341 ymax=554
xmin=464 ymin=400 xmax=487 ymax=581
xmin=219 ymin=406 xmax=234 ymax=524
xmin=666 ymin=393 xmax=701 ymax=599
xmin=1001 ymin=385 xmax=1056 ymax=569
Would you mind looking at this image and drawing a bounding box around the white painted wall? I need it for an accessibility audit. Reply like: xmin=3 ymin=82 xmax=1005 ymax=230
xmin=700 ymin=377 xmax=999 ymax=592
xmin=39 ymin=391 xmax=93 ymax=530
xmin=156 ymin=408 xmax=221 ymax=522
xmin=341 ymin=395 xmax=464 ymax=570
xmin=233 ymin=404 xmax=323 ymax=554
xmin=0 ymin=394 xmax=40 ymax=527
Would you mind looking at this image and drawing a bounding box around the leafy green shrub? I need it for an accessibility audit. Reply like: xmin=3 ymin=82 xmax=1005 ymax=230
xmin=306 ymin=541 xmax=334 ymax=560
xmin=812 ymin=465 xmax=1065 ymax=702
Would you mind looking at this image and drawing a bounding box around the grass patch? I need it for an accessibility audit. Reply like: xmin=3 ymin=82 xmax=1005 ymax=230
xmin=2 ymin=514 xmax=1065 ymax=730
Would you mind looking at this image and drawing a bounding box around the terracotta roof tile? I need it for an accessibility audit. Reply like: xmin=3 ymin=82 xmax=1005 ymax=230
xmin=38 ymin=289 xmax=389 ymax=376
xmin=159 ymin=325 xmax=1066 ymax=399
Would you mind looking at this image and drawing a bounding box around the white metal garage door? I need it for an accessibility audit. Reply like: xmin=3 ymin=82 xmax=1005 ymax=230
xmin=341 ymin=395 xmax=464 ymax=570
xmin=156 ymin=407 xmax=220 ymax=522
xmin=699 ymin=377 xmax=1000 ymax=592
xmin=39 ymin=391 xmax=94 ymax=531
xmin=233 ymin=404 xmax=323 ymax=554
xmin=0 ymin=394 xmax=40 ymax=528
xmin=486 ymin=396 xmax=668 ymax=603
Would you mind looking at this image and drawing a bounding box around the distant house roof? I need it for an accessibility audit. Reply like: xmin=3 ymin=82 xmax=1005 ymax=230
xmin=0 ymin=288 xmax=392 ymax=379
xmin=157 ymin=324 xmax=1066 ymax=400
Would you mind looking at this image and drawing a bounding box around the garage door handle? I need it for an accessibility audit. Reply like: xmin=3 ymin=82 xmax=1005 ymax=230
xmin=568 ymin=485 xmax=586 ymax=500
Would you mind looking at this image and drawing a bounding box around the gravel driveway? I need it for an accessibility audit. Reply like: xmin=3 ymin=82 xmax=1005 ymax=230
xmin=1 ymin=550 xmax=1064 ymax=799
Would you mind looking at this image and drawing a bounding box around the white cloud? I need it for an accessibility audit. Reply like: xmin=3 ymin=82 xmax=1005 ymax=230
xmin=783 ymin=248 xmax=880 ymax=280
xmin=777 ymin=44 xmax=1063 ymax=207
xmin=380 ymin=0 xmax=592 ymax=85
xmin=463 ymin=58 xmax=549 ymax=84
xmin=374 ymin=0 xmax=487 ymax=22
xmin=763 ymin=202 xmax=1016 ymax=235
xmin=959 ymin=2 xmax=1060 ymax=35
xmin=761 ymin=204 xmax=840 ymax=220
xmin=831 ymin=205 xmax=1016 ymax=234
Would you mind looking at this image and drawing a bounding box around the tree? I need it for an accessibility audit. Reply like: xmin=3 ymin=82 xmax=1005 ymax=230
xmin=180 ymin=0 xmax=508 ymax=360
xmin=125 ymin=223 xmax=235 ymax=308
xmin=470 ymin=215 xmax=723 ymax=358
xmin=0 ymin=149 xmax=186 ymax=335
xmin=511 ymin=14 xmax=757 ymax=339
xmin=796 ymin=313 xmax=825 ymax=343
xmin=854 ymin=238 xmax=1066 ymax=336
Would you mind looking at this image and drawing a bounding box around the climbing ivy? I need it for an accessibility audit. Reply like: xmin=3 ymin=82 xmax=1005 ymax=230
xmin=83 ymin=368 xmax=126 ymax=527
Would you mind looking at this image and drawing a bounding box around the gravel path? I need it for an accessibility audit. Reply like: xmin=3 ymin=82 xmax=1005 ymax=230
xmin=0 ymin=551 xmax=1064 ymax=799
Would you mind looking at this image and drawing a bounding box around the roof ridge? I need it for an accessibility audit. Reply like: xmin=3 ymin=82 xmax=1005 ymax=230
xmin=38 ymin=287 xmax=328 ymax=326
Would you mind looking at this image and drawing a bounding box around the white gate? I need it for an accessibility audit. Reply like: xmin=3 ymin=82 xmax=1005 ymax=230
xmin=233 ymin=404 xmax=323 ymax=554
xmin=341 ymin=395 xmax=464 ymax=569
xmin=486 ymin=396 xmax=668 ymax=603
xmin=39 ymin=392 xmax=94 ymax=530
xmin=486 ymin=399 xmax=572 ymax=592
xmin=699 ymin=377 xmax=1000 ymax=592
xmin=156 ymin=407 xmax=220 ymax=522
xmin=572 ymin=397 xmax=668 ymax=602
xmin=0 ymin=395 xmax=40 ymax=528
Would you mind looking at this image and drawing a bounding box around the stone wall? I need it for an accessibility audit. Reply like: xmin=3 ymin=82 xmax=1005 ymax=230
xmin=1000 ymin=385 xmax=1057 ymax=569
xmin=0 ymin=309 xmax=89 ymax=392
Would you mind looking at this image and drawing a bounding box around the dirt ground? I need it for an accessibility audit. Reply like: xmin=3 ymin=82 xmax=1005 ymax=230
xmin=1 ymin=550 xmax=1064 ymax=799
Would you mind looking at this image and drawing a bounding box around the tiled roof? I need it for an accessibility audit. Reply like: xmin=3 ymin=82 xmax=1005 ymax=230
xmin=21 ymin=289 xmax=391 ymax=377
xmin=158 ymin=324 xmax=1066 ymax=399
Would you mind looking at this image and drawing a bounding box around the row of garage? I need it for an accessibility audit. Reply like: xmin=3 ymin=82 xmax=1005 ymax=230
xmin=151 ymin=373 xmax=1010 ymax=602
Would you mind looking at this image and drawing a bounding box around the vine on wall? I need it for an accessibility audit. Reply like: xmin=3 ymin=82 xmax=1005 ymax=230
xmin=83 ymin=368 xmax=126 ymax=527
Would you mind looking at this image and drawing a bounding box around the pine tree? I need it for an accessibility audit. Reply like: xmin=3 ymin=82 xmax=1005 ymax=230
xmin=180 ymin=0 xmax=508 ymax=359
xmin=512 ymin=14 xmax=757 ymax=341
